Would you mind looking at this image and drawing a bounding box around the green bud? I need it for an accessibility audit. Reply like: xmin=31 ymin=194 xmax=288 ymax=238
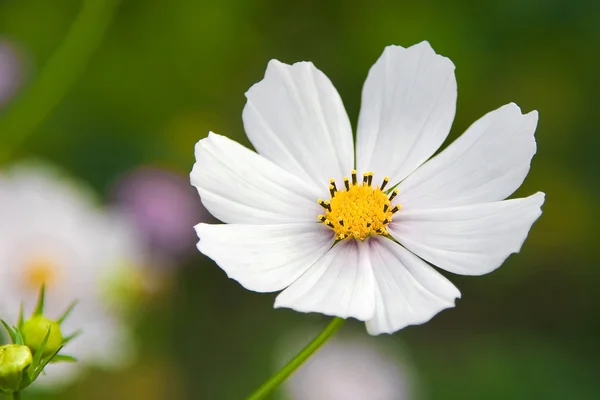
xmin=21 ymin=316 xmax=63 ymax=357
xmin=0 ymin=344 xmax=32 ymax=394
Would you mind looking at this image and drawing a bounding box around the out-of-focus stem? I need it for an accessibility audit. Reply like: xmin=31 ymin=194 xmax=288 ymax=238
xmin=0 ymin=0 xmax=120 ymax=162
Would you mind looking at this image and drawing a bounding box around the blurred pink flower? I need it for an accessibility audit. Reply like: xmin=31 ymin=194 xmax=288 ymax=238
xmin=0 ymin=39 xmax=23 ymax=108
xmin=111 ymin=166 xmax=208 ymax=266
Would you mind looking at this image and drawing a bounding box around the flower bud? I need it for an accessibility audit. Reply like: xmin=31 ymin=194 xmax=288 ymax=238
xmin=0 ymin=344 xmax=32 ymax=394
xmin=21 ymin=316 xmax=63 ymax=357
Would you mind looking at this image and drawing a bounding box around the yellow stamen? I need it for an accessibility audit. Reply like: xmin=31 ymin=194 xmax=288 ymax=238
xmin=317 ymin=172 xmax=402 ymax=241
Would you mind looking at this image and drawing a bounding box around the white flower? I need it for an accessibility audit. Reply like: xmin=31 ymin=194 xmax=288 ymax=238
xmin=280 ymin=335 xmax=413 ymax=400
xmin=0 ymin=162 xmax=143 ymax=388
xmin=191 ymin=42 xmax=545 ymax=335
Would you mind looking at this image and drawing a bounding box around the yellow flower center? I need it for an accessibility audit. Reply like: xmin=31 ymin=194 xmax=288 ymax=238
xmin=317 ymin=170 xmax=401 ymax=241
xmin=23 ymin=257 xmax=59 ymax=289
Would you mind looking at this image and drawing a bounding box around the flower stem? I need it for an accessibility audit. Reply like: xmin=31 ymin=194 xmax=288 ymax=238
xmin=0 ymin=0 xmax=120 ymax=162
xmin=12 ymin=392 xmax=21 ymax=400
xmin=245 ymin=317 xmax=345 ymax=400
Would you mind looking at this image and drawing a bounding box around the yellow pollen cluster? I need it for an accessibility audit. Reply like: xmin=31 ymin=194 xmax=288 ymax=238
xmin=317 ymin=170 xmax=401 ymax=241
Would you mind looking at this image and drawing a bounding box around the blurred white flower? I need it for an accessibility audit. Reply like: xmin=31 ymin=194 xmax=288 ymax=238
xmin=192 ymin=41 xmax=544 ymax=334
xmin=280 ymin=335 xmax=414 ymax=400
xmin=0 ymin=162 xmax=148 ymax=389
xmin=0 ymin=39 xmax=23 ymax=108
xmin=111 ymin=166 xmax=207 ymax=267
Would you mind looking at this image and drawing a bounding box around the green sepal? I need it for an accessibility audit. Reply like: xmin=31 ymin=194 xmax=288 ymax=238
xmin=29 ymin=346 xmax=63 ymax=382
xmin=57 ymin=300 xmax=78 ymax=325
xmin=32 ymin=284 xmax=46 ymax=316
xmin=29 ymin=327 xmax=51 ymax=379
xmin=13 ymin=328 xmax=25 ymax=346
xmin=0 ymin=323 xmax=25 ymax=346
xmin=51 ymin=354 xmax=77 ymax=363
xmin=1 ymin=320 xmax=16 ymax=344
xmin=61 ymin=330 xmax=82 ymax=346
xmin=17 ymin=303 xmax=24 ymax=330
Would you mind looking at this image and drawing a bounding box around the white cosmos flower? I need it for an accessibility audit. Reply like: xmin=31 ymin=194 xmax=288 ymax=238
xmin=0 ymin=162 xmax=142 ymax=388
xmin=191 ymin=41 xmax=545 ymax=335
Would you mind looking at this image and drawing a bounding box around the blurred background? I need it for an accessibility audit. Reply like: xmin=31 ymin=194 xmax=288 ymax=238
xmin=0 ymin=0 xmax=599 ymax=399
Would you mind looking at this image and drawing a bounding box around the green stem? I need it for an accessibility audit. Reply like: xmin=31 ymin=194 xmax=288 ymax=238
xmin=245 ymin=317 xmax=345 ymax=400
xmin=0 ymin=0 xmax=120 ymax=162
xmin=12 ymin=391 xmax=21 ymax=400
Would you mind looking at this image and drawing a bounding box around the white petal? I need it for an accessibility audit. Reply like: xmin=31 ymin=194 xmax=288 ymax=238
xmin=398 ymin=103 xmax=538 ymax=209
xmin=275 ymin=240 xmax=375 ymax=321
xmin=388 ymin=192 xmax=545 ymax=276
xmin=195 ymin=223 xmax=334 ymax=293
xmin=243 ymin=60 xmax=354 ymax=192
xmin=356 ymin=42 xmax=457 ymax=185
xmin=365 ymin=237 xmax=460 ymax=336
xmin=191 ymin=132 xmax=322 ymax=224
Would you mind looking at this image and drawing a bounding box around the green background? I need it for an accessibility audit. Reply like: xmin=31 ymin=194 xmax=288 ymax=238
xmin=1 ymin=0 xmax=599 ymax=399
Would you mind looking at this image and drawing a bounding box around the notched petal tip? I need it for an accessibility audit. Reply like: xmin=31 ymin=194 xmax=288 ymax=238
xmin=245 ymin=59 xmax=317 ymax=99
xmin=497 ymin=104 xmax=539 ymax=149
xmin=528 ymin=191 xmax=546 ymax=218
xmin=503 ymin=102 xmax=539 ymax=121
xmin=192 ymin=131 xmax=220 ymax=157
xmin=193 ymin=222 xmax=207 ymax=236
xmin=387 ymin=41 xmax=456 ymax=69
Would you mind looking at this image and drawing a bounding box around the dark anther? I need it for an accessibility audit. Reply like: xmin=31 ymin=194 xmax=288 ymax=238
xmin=329 ymin=185 xmax=336 ymax=198
xmin=351 ymin=170 xmax=357 ymax=185
xmin=383 ymin=204 xmax=389 ymax=213
xmin=318 ymin=200 xmax=331 ymax=211
xmin=388 ymin=189 xmax=398 ymax=201
xmin=391 ymin=205 xmax=400 ymax=214
xmin=344 ymin=177 xmax=350 ymax=191
xmin=367 ymin=173 xmax=373 ymax=187
xmin=380 ymin=177 xmax=389 ymax=191
xmin=329 ymin=179 xmax=337 ymax=192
